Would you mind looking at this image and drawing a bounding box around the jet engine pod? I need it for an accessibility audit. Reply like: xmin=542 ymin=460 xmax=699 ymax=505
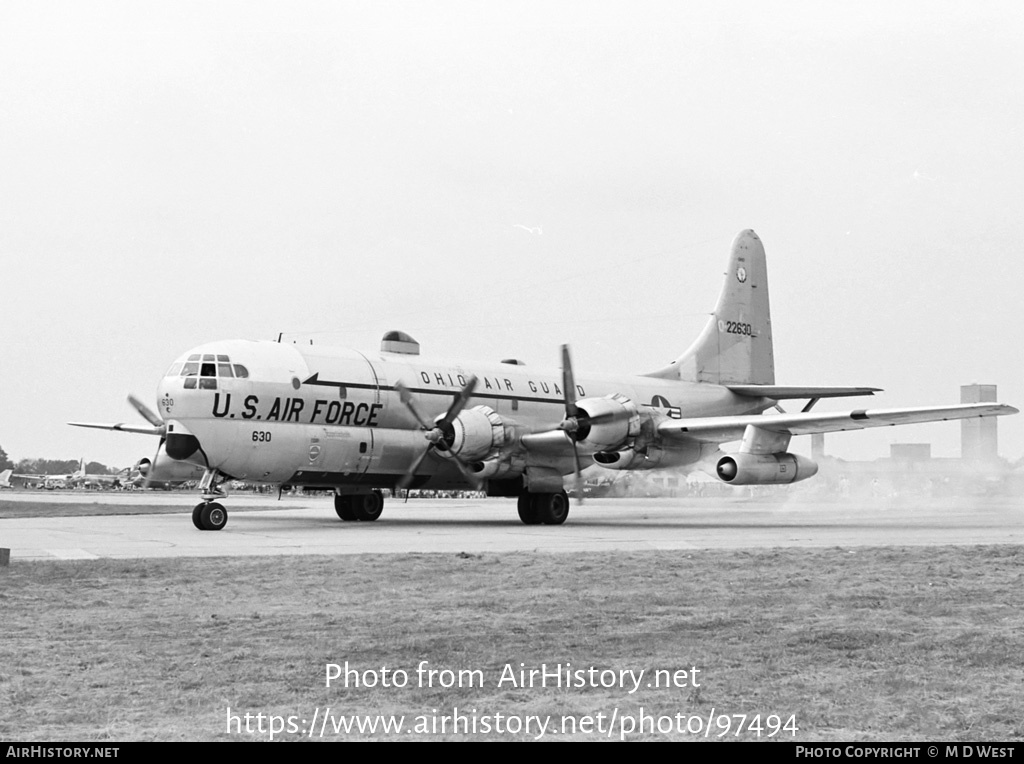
xmin=572 ymin=394 xmax=640 ymax=451
xmin=440 ymin=405 xmax=504 ymax=462
xmin=715 ymin=452 xmax=819 ymax=485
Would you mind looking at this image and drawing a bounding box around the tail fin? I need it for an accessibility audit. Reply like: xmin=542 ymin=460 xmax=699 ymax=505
xmin=0 ymin=469 xmax=12 ymax=487
xmin=645 ymin=229 xmax=775 ymax=384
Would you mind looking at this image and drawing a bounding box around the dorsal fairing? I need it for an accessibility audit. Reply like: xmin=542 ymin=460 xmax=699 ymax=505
xmin=646 ymin=229 xmax=775 ymax=385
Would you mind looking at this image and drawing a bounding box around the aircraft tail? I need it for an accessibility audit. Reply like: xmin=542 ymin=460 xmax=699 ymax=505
xmin=0 ymin=469 xmax=11 ymax=488
xmin=645 ymin=229 xmax=775 ymax=385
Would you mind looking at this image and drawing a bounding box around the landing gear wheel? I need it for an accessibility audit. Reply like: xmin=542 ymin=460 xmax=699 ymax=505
xmin=352 ymin=490 xmax=384 ymax=522
xmin=192 ymin=503 xmax=205 ymax=530
xmin=538 ymin=491 xmax=570 ymax=525
xmin=199 ymin=501 xmax=228 ymax=531
xmin=334 ymin=495 xmax=358 ymax=521
xmin=517 ymin=493 xmax=541 ymax=525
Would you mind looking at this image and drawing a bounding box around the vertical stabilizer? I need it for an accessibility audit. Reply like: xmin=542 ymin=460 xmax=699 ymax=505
xmin=645 ymin=229 xmax=775 ymax=384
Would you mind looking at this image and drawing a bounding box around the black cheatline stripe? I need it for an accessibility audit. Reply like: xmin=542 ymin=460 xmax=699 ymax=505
xmin=304 ymin=378 xmax=567 ymax=406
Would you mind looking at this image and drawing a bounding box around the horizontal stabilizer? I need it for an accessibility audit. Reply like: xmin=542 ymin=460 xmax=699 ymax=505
xmin=658 ymin=403 xmax=1018 ymax=443
xmin=726 ymin=385 xmax=880 ymax=400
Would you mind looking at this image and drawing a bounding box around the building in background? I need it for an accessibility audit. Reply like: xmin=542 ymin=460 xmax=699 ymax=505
xmin=961 ymin=384 xmax=999 ymax=464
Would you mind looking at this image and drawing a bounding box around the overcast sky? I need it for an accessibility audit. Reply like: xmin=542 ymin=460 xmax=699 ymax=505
xmin=2 ymin=1 xmax=1022 ymax=468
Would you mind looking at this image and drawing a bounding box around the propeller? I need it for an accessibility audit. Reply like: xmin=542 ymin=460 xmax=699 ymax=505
xmin=558 ymin=345 xmax=585 ymax=503
xmin=395 ymin=376 xmax=482 ymax=492
xmin=127 ymin=395 xmax=166 ymax=489
xmin=128 ymin=394 xmax=166 ymax=432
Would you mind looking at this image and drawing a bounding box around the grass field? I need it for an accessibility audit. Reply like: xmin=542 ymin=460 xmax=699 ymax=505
xmin=2 ymin=545 xmax=1022 ymax=741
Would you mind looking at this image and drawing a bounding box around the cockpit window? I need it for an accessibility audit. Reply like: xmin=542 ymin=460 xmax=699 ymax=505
xmin=177 ymin=354 xmax=242 ymax=388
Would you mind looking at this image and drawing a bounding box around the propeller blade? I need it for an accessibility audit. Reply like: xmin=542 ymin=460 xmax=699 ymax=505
xmin=560 ymin=345 xmax=578 ymax=419
xmin=395 ymin=381 xmax=433 ymax=430
xmin=571 ymin=439 xmax=584 ymax=505
xmin=142 ymin=442 xmax=164 ymax=490
xmin=397 ymin=445 xmax=432 ymax=491
xmin=438 ymin=375 xmax=478 ymax=428
xmin=448 ymin=452 xmax=482 ymax=490
xmin=128 ymin=394 xmax=164 ymax=428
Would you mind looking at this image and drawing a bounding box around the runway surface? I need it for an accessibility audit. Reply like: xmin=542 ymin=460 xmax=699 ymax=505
xmin=1 ymin=491 xmax=1021 ymax=560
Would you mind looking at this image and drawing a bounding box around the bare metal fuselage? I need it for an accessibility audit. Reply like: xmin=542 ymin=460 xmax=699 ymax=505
xmin=158 ymin=340 xmax=769 ymax=490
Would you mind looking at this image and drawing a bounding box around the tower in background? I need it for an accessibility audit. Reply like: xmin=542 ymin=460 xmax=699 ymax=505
xmin=961 ymin=384 xmax=999 ymax=463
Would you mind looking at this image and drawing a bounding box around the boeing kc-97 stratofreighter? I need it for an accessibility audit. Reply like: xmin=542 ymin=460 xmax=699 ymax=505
xmin=70 ymin=230 xmax=1017 ymax=530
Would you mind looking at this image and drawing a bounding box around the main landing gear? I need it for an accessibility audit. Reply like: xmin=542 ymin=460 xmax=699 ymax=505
xmin=517 ymin=490 xmax=570 ymax=526
xmin=334 ymin=490 xmax=385 ymax=522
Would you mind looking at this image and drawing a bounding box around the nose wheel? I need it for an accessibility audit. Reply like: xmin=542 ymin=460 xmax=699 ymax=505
xmin=192 ymin=501 xmax=228 ymax=531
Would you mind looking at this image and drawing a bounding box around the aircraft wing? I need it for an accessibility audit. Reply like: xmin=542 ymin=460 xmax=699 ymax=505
xmin=67 ymin=422 xmax=164 ymax=436
xmin=725 ymin=385 xmax=880 ymax=400
xmin=657 ymin=403 xmax=1018 ymax=443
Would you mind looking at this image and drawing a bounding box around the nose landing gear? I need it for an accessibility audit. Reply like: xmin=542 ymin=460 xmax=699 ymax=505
xmin=192 ymin=469 xmax=229 ymax=531
xmin=192 ymin=501 xmax=228 ymax=531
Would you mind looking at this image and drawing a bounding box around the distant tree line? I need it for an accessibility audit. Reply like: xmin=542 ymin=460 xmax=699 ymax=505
xmin=0 ymin=446 xmax=120 ymax=475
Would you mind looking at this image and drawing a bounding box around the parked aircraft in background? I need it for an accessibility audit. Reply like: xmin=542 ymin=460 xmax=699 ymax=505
xmin=1 ymin=460 xmax=124 ymax=490
xmin=76 ymin=464 xmax=127 ymax=489
xmin=70 ymin=230 xmax=1017 ymax=531
xmin=127 ymin=448 xmax=206 ymax=489
xmin=3 ymin=460 xmax=87 ymax=489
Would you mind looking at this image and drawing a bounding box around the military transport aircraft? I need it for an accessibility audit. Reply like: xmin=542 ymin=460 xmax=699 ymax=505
xmin=70 ymin=230 xmax=1016 ymax=531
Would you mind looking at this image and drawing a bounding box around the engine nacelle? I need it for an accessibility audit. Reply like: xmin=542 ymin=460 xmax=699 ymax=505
xmin=470 ymin=457 xmax=519 ymax=480
xmin=594 ymin=443 xmax=700 ymax=471
xmin=441 ymin=406 xmax=504 ymax=462
xmin=715 ymin=452 xmax=819 ymax=485
xmin=573 ymin=393 xmax=641 ymax=451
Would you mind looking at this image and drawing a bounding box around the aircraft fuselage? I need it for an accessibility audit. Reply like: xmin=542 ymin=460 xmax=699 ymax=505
xmin=157 ymin=339 xmax=769 ymax=490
